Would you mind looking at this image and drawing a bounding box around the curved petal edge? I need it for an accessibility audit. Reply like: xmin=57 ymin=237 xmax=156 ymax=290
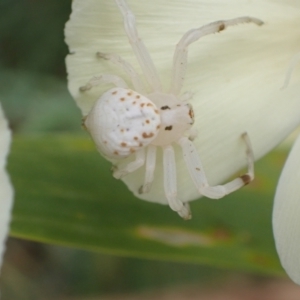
xmin=273 ymin=133 xmax=300 ymax=284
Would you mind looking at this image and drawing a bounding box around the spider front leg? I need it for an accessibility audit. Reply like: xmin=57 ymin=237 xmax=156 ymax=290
xmin=170 ymin=17 xmax=263 ymax=95
xmin=113 ymin=148 xmax=146 ymax=179
xmin=96 ymin=52 xmax=146 ymax=94
xmin=139 ymin=145 xmax=157 ymax=194
xmin=79 ymin=74 xmax=128 ymax=92
xmin=163 ymin=145 xmax=191 ymax=220
xmin=115 ymin=0 xmax=162 ymax=92
xmin=178 ymin=132 xmax=254 ymax=199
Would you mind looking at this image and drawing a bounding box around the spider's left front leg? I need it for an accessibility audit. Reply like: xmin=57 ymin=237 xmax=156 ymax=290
xmin=178 ymin=133 xmax=254 ymax=199
xmin=113 ymin=148 xmax=145 ymax=179
xmin=163 ymin=145 xmax=191 ymax=220
xmin=169 ymin=17 xmax=263 ymax=96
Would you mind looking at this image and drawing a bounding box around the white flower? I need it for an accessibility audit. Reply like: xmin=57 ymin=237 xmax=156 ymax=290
xmin=273 ymin=121 xmax=300 ymax=285
xmin=65 ymin=0 xmax=300 ymax=276
xmin=0 ymin=103 xmax=13 ymax=282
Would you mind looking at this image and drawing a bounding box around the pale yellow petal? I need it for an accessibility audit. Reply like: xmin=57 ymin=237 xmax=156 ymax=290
xmin=273 ymin=134 xmax=300 ymax=284
xmin=0 ymin=103 xmax=13 ymax=273
xmin=65 ymin=0 xmax=300 ymax=204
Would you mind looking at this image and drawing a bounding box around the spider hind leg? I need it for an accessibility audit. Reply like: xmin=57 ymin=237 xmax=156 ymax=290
xmin=96 ymin=52 xmax=146 ymax=93
xmin=79 ymin=74 xmax=128 ymax=92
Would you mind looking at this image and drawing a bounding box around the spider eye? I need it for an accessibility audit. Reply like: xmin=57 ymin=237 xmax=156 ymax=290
xmin=84 ymin=88 xmax=161 ymax=159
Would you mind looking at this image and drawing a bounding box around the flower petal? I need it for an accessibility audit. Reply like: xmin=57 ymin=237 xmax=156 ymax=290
xmin=65 ymin=0 xmax=300 ymax=204
xmin=0 ymin=103 xmax=13 ymax=274
xmin=273 ymin=134 xmax=300 ymax=284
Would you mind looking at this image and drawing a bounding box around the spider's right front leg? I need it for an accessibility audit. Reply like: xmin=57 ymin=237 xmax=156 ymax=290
xmin=178 ymin=133 xmax=254 ymax=199
xmin=163 ymin=145 xmax=191 ymax=220
xmin=79 ymin=74 xmax=128 ymax=92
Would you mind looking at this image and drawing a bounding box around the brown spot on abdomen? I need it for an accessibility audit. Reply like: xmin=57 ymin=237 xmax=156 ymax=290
xmin=189 ymin=108 xmax=194 ymax=120
xmin=142 ymin=132 xmax=154 ymax=139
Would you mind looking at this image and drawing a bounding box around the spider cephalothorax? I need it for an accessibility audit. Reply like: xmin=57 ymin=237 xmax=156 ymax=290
xmin=80 ymin=0 xmax=262 ymax=219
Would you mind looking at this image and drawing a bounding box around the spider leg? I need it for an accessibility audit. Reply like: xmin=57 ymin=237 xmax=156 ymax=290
xmin=179 ymin=91 xmax=194 ymax=103
xmin=170 ymin=17 xmax=263 ymax=95
xmin=282 ymin=51 xmax=300 ymax=89
xmin=113 ymin=148 xmax=145 ymax=179
xmin=139 ymin=145 xmax=157 ymax=194
xmin=178 ymin=132 xmax=254 ymax=199
xmin=79 ymin=74 xmax=128 ymax=92
xmin=97 ymin=52 xmax=146 ymax=94
xmin=186 ymin=128 xmax=198 ymax=141
xmin=163 ymin=145 xmax=191 ymax=220
xmin=115 ymin=0 xmax=162 ymax=92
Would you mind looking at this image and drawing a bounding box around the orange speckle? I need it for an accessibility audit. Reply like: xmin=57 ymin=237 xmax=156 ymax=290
xmin=189 ymin=108 xmax=194 ymax=120
xmin=121 ymin=142 xmax=127 ymax=147
xmin=127 ymin=92 xmax=132 ymax=96
xmin=132 ymin=101 xmax=136 ymax=105
xmin=146 ymin=120 xmax=150 ymax=124
xmin=142 ymin=132 xmax=154 ymax=139
xmin=139 ymin=142 xmax=143 ymax=147
xmin=114 ymin=151 xmax=119 ymax=155
xmin=112 ymin=91 xmax=117 ymax=95
xmin=134 ymin=137 xmax=139 ymax=141
xmin=130 ymin=148 xmax=135 ymax=153
xmin=146 ymin=103 xmax=153 ymax=107
xmin=120 ymin=97 xmax=125 ymax=101
xmin=136 ymin=95 xmax=140 ymax=99
xmin=140 ymin=103 xmax=145 ymax=107
xmin=157 ymin=125 xmax=160 ymax=130
xmin=154 ymin=109 xmax=159 ymax=114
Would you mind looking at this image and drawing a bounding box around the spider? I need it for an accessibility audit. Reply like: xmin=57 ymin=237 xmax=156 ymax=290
xmin=80 ymin=0 xmax=261 ymax=219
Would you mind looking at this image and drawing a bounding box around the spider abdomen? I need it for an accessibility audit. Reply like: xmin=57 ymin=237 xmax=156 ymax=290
xmin=84 ymin=87 xmax=161 ymax=159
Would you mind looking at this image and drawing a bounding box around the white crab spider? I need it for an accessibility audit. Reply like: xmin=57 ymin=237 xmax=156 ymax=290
xmin=81 ymin=0 xmax=261 ymax=219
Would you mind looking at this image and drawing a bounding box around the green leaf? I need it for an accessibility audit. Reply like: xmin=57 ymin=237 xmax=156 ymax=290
xmin=8 ymin=135 xmax=285 ymax=276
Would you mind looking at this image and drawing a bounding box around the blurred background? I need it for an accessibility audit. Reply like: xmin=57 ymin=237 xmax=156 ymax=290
xmin=1 ymin=1 xmax=300 ymax=299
